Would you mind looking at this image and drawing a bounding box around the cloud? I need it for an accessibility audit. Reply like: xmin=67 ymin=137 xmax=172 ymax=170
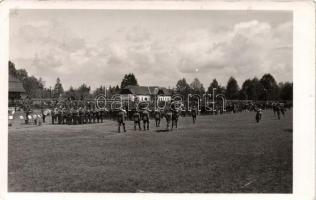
xmin=10 ymin=18 xmax=292 ymax=89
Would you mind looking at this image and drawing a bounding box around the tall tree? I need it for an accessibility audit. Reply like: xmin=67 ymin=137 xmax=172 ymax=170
xmin=240 ymin=79 xmax=254 ymax=100
xmin=53 ymin=77 xmax=64 ymax=98
xmin=9 ymin=61 xmax=17 ymax=76
xmin=175 ymin=78 xmax=191 ymax=97
xmin=93 ymin=86 xmax=105 ymax=97
xmin=120 ymin=73 xmax=138 ymax=89
xmin=225 ymin=77 xmax=240 ymax=100
xmin=77 ymin=83 xmax=91 ymax=100
xmin=260 ymin=73 xmax=279 ymax=100
xmin=207 ymin=79 xmax=224 ymax=94
xmin=190 ymin=78 xmax=205 ymax=95
xmin=279 ymin=82 xmax=293 ymax=101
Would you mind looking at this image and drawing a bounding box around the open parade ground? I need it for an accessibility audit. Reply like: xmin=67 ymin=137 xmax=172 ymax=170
xmin=8 ymin=110 xmax=292 ymax=193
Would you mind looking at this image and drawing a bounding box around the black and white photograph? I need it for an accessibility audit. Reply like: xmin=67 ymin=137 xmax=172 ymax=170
xmin=1 ymin=1 xmax=315 ymax=199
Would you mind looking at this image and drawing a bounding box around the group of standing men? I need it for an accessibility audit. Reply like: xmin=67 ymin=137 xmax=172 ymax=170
xmin=116 ymin=106 xmax=199 ymax=133
xmin=50 ymin=105 xmax=106 ymax=125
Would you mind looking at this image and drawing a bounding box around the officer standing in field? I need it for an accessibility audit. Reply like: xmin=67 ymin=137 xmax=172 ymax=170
xmin=191 ymin=106 xmax=197 ymax=124
xmin=154 ymin=109 xmax=161 ymax=127
xmin=117 ymin=108 xmax=126 ymax=133
xmin=133 ymin=109 xmax=141 ymax=130
xmin=142 ymin=108 xmax=150 ymax=131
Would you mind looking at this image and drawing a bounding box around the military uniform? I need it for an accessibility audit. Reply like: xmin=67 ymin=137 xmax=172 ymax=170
xmin=191 ymin=108 xmax=197 ymax=124
xmin=117 ymin=110 xmax=126 ymax=133
xmin=142 ymin=110 xmax=150 ymax=130
xmin=133 ymin=110 xmax=141 ymax=130
xmin=154 ymin=110 xmax=161 ymax=127
xmin=51 ymin=108 xmax=56 ymax=124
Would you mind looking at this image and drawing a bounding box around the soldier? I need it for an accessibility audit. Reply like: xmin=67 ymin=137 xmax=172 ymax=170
xmin=57 ymin=107 xmax=62 ymax=124
xmin=40 ymin=102 xmax=46 ymax=123
xmin=83 ymin=107 xmax=88 ymax=124
xmin=89 ymin=108 xmax=93 ymax=123
xmin=165 ymin=108 xmax=173 ymax=131
xmin=66 ymin=108 xmax=72 ymax=125
xmin=62 ymin=107 xmax=67 ymax=124
xmin=70 ymin=107 xmax=75 ymax=125
xmin=141 ymin=109 xmax=150 ymax=131
xmin=117 ymin=108 xmax=126 ymax=133
xmin=51 ymin=107 xmax=56 ymax=125
xmin=276 ymin=103 xmax=281 ymax=120
xmin=191 ymin=107 xmax=197 ymax=124
xmin=93 ymin=108 xmax=97 ymax=123
xmin=78 ymin=107 xmax=83 ymax=124
xmin=154 ymin=109 xmax=161 ymax=127
xmin=255 ymin=107 xmax=262 ymax=123
xmin=74 ymin=107 xmax=79 ymax=125
xmin=96 ymin=108 xmax=101 ymax=123
xmin=133 ymin=109 xmax=141 ymax=130
xmin=99 ymin=108 xmax=104 ymax=123
xmin=171 ymin=109 xmax=180 ymax=130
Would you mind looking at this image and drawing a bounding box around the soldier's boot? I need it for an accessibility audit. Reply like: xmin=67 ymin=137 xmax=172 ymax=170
xmin=147 ymin=122 xmax=149 ymax=130
xmin=138 ymin=123 xmax=141 ymax=130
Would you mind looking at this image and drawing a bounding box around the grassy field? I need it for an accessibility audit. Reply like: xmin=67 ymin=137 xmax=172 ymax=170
xmin=8 ymin=110 xmax=292 ymax=193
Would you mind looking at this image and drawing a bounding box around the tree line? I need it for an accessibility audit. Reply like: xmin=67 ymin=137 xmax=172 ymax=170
xmin=175 ymin=75 xmax=292 ymax=101
xmin=9 ymin=61 xmax=292 ymax=101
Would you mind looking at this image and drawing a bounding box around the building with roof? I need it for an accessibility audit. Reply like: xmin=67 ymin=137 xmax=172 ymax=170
xmin=9 ymin=74 xmax=26 ymax=102
xmin=120 ymin=85 xmax=172 ymax=102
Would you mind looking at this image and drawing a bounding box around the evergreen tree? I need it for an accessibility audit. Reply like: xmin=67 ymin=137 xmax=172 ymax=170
xmin=225 ymin=77 xmax=240 ymax=100
xmin=53 ymin=78 xmax=64 ymax=98
xmin=120 ymin=73 xmax=138 ymax=89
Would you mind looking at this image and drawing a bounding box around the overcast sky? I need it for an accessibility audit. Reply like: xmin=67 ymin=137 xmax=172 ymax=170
xmin=10 ymin=9 xmax=292 ymax=90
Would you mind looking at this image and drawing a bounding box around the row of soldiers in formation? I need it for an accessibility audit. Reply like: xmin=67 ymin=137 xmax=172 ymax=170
xmin=116 ymin=106 xmax=198 ymax=133
xmin=50 ymin=106 xmax=107 ymax=125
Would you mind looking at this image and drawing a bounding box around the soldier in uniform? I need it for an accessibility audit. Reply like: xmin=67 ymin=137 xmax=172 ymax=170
xmin=74 ymin=107 xmax=79 ymax=125
xmin=93 ymin=107 xmax=97 ymax=123
xmin=66 ymin=108 xmax=71 ymax=125
xmin=62 ymin=107 xmax=67 ymax=124
xmin=117 ymin=108 xmax=126 ymax=133
xmin=191 ymin=106 xmax=197 ymax=124
xmin=89 ymin=108 xmax=93 ymax=123
xmin=154 ymin=109 xmax=161 ymax=127
xmin=40 ymin=102 xmax=46 ymax=123
xmin=133 ymin=109 xmax=141 ymax=130
xmin=276 ymin=103 xmax=281 ymax=120
xmin=96 ymin=107 xmax=101 ymax=123
xmin=51 ymin=107 xmax=56 ymax=125
xmin=99 ymin=108 xmax=104 ymax=123
xmin=78 ymin=107 xmax=83 ymax=124
xmin=84 ymin=107 xmax=88 ymax=123
xmin=57 ymin=107 xmax=62 ymax=124
xmin=141 ymin=108 xmax=150 ymax=131
xmin=255 ymin=107 xmax=262 ymax=123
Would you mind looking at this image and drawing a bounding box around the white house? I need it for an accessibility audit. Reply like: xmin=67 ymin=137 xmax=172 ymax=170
xmin=120 ymin=85 xmax=172 ymax=102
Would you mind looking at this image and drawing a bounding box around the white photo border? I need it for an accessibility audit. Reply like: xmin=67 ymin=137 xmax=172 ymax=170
xmin=0 ymin=1 xmax=314 ymax=200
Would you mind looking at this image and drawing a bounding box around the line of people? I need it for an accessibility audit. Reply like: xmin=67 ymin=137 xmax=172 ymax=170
xmin=50 ymin=106 xmax=107 ymax=125
xmin=116 ymin=107 xmax=199 ymax=133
